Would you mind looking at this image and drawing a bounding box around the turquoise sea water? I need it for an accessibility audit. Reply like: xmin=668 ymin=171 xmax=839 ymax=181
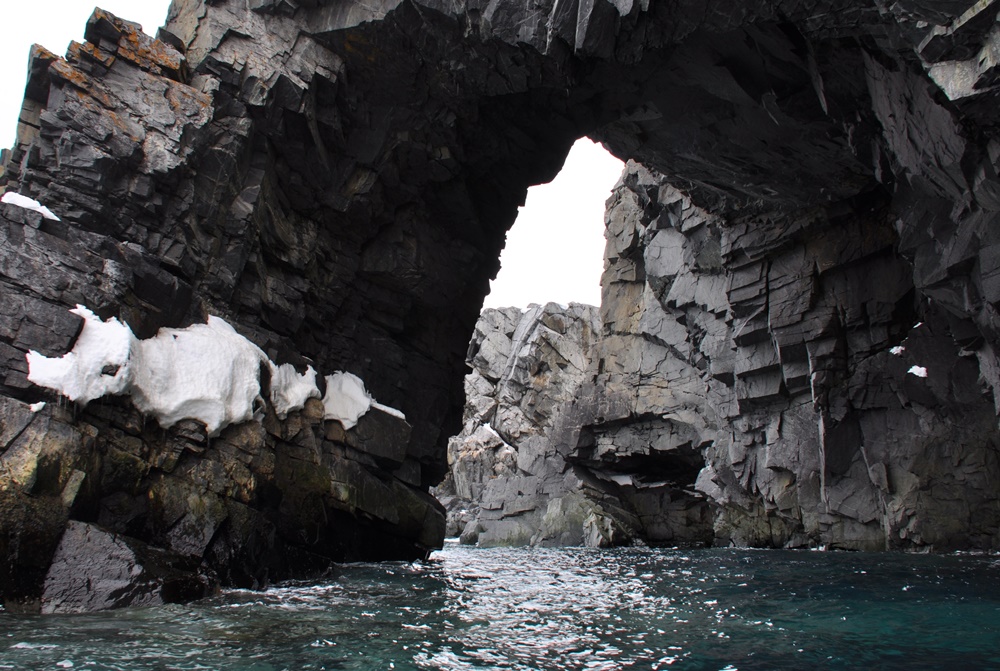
xmin=1 ymin=544 xmax=998 ymax=670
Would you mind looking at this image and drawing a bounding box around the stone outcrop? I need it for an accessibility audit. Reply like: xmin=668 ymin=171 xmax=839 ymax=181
xmin=436 ymin=302 xmax=713 ymax=547
xmin=41 ymin=521 xmax=216 ymax=613
xmin=2 ymin=0 xmax=1000 ymax=609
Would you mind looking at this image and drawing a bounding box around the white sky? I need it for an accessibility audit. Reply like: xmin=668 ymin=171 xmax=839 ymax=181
xmin=484 ymin=138 xmax=624 ymax=308
xmin=1 ymin=2 xmax=624 ymax=310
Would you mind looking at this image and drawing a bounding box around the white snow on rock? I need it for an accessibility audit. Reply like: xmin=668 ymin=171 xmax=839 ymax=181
xmin=127 ymin=317 xmax=269 ymax=436
xmin=26 ymin=306 xmax=393 ymax=435
xmin=907 ymin=365 xmax=928 ymax=378
xmin=371 ymin=401 xmax=406 ymax=421
xmin=890 ymin=345 xmax=905 ymax=356
xmin=322 ymin=372 xmax=372 ymax=430
xmin=26 ymin=306 xmax=134 ymax=404
xmin=270 ymin=363 xmax=321 ymax=418
xmin=1 ymin=191 xmax=60 ymax=220
xmin=29 ymin=402 xmax=46 ymax=413
xmin=28 ymin=310 xmax=268 ymax=436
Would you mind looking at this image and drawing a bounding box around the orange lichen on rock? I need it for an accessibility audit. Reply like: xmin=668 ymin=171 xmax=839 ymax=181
xmin=84 ymin=8 xmax=184 ymax=81
xmin=48 ymin=59 xmax=89 ymax=90
xmin=48 ymin=60 xmax=123 ymax=114
xmin=117 ymin=30 xmax=184 ymax=81
xmin=164 ymin=80 xmax=213 ymax=118
xmin=28 ymin=44 xmax=58 ymax=64
xmin=68 ymin=41 xmax=116 ymax=70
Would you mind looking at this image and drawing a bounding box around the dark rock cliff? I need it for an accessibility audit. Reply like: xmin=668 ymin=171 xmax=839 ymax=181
xmin=2 ymin=0 xmax=1000 ymax=609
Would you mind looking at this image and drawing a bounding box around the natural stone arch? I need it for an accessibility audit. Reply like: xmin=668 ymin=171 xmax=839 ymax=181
xmin=1 ymin=0 xmax=999 ymax=609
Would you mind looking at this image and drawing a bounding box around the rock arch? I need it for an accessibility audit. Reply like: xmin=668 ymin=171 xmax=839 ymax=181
xmin=1 ymin=0 xmax=999 ymax=609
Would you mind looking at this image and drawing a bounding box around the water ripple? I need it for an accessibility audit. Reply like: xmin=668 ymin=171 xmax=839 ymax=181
xmin=1 ymin=547 xmax=998 ymax=670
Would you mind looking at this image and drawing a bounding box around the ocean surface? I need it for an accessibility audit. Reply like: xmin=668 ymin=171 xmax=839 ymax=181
xmin=1 ymin=543 xmax=998 ymax=670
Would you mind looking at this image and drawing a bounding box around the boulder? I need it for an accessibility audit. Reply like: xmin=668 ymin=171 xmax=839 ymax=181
xmin=41 ymin=521 xmax=216 ymax=614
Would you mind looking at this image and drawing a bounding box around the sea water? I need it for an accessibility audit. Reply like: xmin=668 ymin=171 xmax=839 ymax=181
xmin=1 ymin=544 xmax=998 ymax=670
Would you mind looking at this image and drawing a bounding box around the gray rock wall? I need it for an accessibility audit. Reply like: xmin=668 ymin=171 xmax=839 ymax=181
xmin=436 ymin=302 xmax=714 ymax=547
xmin=604 ymin=162 xmax=1000 ymax=550
xmin=442 ymin=160 xmax=1000 ymax=551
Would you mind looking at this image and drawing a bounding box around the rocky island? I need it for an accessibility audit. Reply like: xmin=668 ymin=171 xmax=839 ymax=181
xmin=1 ymin=0 xmax=1000 ymax=612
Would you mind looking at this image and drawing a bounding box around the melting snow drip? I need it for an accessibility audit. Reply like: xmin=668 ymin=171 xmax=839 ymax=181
xmin=26 ymin=306 xmax=404 ymax=435
xmin=1 ymin=191 xmax=60 ymax=220
xmin=907 ymin=365 xmax=928 ymax=378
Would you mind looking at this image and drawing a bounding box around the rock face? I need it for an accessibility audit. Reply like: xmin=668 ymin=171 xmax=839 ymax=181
xmin=436 ymin=303 xmax=713 ymax=547
xmin=2 ymin=0 xmax=1000 ymax=608
xmin=602 ymin=164 xmax=1000 ymax=551
xmin=41 ymin=521 xmax=216 ymax=613
xmin=445 ymin=157 xmax=1000 ymax=551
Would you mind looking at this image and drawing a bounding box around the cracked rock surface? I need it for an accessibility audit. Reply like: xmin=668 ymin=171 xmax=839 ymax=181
xmin=435 ymin=302 xmax=713 ymax=547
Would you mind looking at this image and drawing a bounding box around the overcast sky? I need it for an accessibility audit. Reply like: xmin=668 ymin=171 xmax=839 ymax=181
xmin=1 ymin=2 xmax=624 ymax=310
xmin=483 ymin=139 xmax=623 ymax=308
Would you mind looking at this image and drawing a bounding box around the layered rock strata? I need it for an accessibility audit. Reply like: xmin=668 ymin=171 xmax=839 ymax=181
xmin=1 ymin=0 xmax=1000 ymax=609
xmin=446 ymin=159 xmax=999 ymax=551
xmin=436 ymin=303 xmax=713 ymax=547
xmin=604 ymin=164 xmax=1000 ymax=550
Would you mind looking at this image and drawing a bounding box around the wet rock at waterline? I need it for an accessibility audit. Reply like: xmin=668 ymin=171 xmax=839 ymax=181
xmin=3 ymin=0 xmax=1000 ymax=610
xmin=41 ymin=521 xmax=217 ymax=614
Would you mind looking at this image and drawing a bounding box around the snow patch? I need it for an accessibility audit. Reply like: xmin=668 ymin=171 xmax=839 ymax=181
xmin=322 ymin=372 xmax=372 ymax=430
xmin=27 ymin=309 xmax=269 ymax=436
xmin=907 ymin=365 xmax=928 ymax=378
xmin=26 ymin=306 xmax=392 ymax=434
xmin=1 ymin=191 xmax=60 ymax=220
xmin=890 ymin=345 xmax=905 ymax=356
xmin=127 ymin=317 xmax=269 ymax=435
xmin=26 ymin=306 xmax=134 ymax=404
xmin=29 ymin=402 xmax=46 ymax=413
xmin=270 ymin=364 xmax=321 ymax=419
